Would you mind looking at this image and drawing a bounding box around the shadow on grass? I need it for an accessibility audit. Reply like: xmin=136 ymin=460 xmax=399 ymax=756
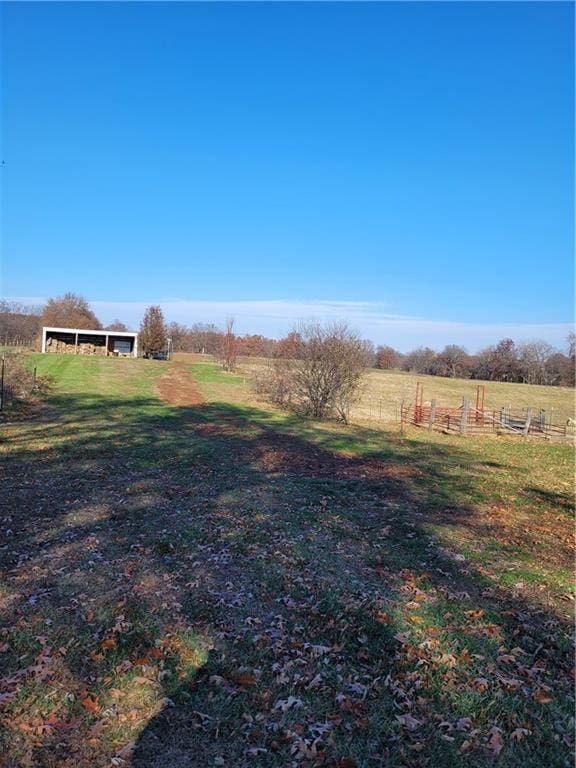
xmin=0 ymin=393 xmax=573 ymax=768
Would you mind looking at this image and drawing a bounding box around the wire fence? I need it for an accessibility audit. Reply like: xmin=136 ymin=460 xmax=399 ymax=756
xmin=0 ymin=336 xmax=35 ymax=348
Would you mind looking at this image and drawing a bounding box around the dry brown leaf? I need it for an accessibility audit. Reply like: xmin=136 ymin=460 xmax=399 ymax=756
xmin=81 ymin=695 xmax=99 ymax=713
xmin=488 ymin=726 xmax=504 ymax=756
xmin=465 ymin=609 xmax=485 ymax=620
xmin=474 ymin=677 xmax=489 ymax=692
xmin=232 ymin=672 xmax=258 ymax=687
xmin=116 ymin=741 xmax=136 ymax=759
xmin=533 ymin=688 xmax=553 ymax=704
xmin=396 ymin=713 xmax=423 ymax=731
xmin=132 ymin=676 xmax=153 ymax=685
xmin=89 ymin=720 xmax=106 ymax=737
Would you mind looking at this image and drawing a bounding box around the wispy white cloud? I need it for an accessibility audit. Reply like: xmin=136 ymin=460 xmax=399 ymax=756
xmin=6 ymin=296 xmax=573 ymax=352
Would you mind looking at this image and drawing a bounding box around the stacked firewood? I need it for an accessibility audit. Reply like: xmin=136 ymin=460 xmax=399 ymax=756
xmin=46 ymin=337 xmax=107 ymax=355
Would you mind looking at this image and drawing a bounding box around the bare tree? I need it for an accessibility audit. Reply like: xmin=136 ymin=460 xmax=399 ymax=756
xmin=257 ymin=321 xmax=371 ymax=423
xmin=167 ymin=322 xmax=190 ymax=352
xmin=544 ymin=352 xmax=573 ymax=387
xmin=139 ymin=306 xmax=167 ymax=357
xmin=0 ymin=301 xmax=41 ymax=345
xmin=41 ymin=292 xmax=102 ymax=330
xmin=567 ymin=333 xmax=576 ymax=387
xmin=568 ymin=332 xmax=576 ymax=360
xmin=518 ymin=340 xmax=556 ymax=385
xmin=276 ymin=331 xmax=303 ymax=359
xmin=375 ymin=345 xmax=402 ymax=369
xmin=435 ymin=344 xmax=470 ymax=378
xmin=402 ymin=347 xmax=436 ymax=374
xmin=218 ymin=317 xmax=238 ymax=371
xmin=105 ymin=319 xmax=129 ymax=332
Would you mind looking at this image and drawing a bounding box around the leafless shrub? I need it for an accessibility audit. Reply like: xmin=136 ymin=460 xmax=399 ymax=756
xmin=1 ymin=352 xmax=37 ymax=406
xmin=217 ymin=318 xmax=238 ymax=371
xmin=253 ymin=358 xmax=296 ymax=409
xmin=255 ymin=321 xmax=371 ymax=423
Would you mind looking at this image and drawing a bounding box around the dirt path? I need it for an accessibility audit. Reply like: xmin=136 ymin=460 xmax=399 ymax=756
xmin=155 ymin=360 xmax=205 ymax=406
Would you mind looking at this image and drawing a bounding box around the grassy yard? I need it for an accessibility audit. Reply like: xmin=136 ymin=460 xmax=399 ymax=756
xmin=0 ymin=355 xmax=573 ymax=767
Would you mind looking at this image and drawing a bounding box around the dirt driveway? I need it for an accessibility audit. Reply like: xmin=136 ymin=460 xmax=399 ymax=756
xmin=155 ymin=361 xmax=205 ymax=406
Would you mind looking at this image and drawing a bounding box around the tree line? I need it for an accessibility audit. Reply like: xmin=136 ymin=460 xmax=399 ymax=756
xmin=375 ymin=337 xmax=575 ymax=387
xmin=0 ymin=293 xmax=573 ymax=387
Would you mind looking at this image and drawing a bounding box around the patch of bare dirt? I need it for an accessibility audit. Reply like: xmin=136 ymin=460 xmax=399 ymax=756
xmin=155 ymin=362 xmax=205 ymax=406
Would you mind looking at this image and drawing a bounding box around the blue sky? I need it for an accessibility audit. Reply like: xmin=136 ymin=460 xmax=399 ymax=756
xmin=1 ymin=1 xmax=573 ymax=349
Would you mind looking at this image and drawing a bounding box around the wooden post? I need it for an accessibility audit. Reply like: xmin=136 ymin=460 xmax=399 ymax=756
xmin=475 ymin=385 xmax=485 ymax=423
xmin=400 ymin=399 xmax=405 ymax=434
xmin=524 ymin=408 xmax=532 ymax=438
xmin=0 ymin=355 xmax=4 ymax=411
xmin=428 ymin=399 xmax=436 ymax=432
xmin=415 ymin=382 xmax=424 ymax=424
xmin=460 ymin=397 xmax=470 ymax=434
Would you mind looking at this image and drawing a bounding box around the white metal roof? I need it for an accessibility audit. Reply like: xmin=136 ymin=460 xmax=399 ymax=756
xmin=42 ymin=326 xmax=137 ymax=338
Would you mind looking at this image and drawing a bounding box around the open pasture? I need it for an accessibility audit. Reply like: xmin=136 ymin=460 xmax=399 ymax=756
xmin=233 ymin=356 xmax=575 ymax=425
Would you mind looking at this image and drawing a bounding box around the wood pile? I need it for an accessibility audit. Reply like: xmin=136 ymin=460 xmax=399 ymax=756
xmin=46 ymin=337 xmax=107 ymax=356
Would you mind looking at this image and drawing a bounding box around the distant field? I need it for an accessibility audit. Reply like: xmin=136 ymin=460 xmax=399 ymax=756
xmin=234 ymin=356 xmax=576 ymax=425
xmin=357 ymin=368 xmax=576 ymax=424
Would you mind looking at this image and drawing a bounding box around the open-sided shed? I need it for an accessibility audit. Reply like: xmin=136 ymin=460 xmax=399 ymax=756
xmin=41 ymin=326 xmax=138 ymax=358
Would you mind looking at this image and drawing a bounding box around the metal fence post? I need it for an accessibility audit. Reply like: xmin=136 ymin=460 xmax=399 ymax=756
xmin=428 ymin=399 xmax=436 ymax=431
xmin=460 ymin=397 xmax=469 ymax=434
xmin=524 ymin=408 xmax=532 ymax=438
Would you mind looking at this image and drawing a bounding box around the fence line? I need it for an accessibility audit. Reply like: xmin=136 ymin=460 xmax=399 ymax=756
xmin=0 ymin=337 xmax=35 ymax=348
xmin=400 ymin=397 xmax=573 ymax=441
